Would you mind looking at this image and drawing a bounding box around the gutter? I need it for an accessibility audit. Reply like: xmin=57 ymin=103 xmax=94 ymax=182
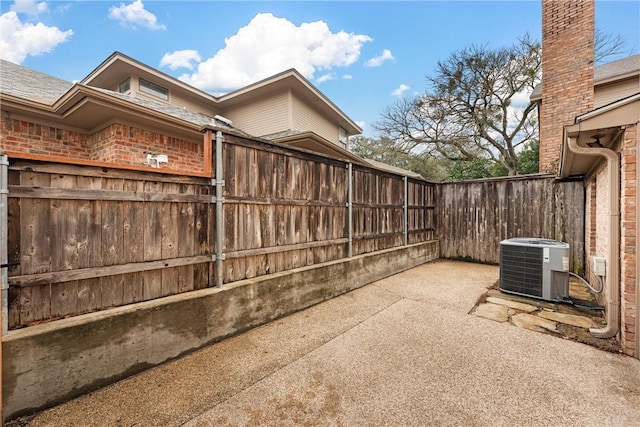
xmin=566 ymin=135 xmax=620 ymax=338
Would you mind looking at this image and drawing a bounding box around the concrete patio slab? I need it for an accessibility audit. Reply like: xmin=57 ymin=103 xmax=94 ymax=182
xmin=14 ymin=260 xmax=640 ymax=427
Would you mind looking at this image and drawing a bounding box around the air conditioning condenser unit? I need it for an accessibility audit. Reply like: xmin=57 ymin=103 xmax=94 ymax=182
xmin=499 ymin=238 xmax=570 ymax=302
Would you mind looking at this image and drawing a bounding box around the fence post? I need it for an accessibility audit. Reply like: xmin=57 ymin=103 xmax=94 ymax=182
xmin=214 ymin=131 xmax=225 ymax=288
xmin=403 ymin=176 xmax=408 ymax=246
xmin=0 ymin=150 xmax=6 ymax=422
xmin=1 ymin=151 xmax=7 ymax=335
xmin=347 ymin=163 xmax=353 ymax=258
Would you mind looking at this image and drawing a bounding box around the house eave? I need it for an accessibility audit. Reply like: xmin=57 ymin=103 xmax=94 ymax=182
xmin=559 ymin=94 xmax=640 ymax=177
xmin=218 ymin=69 xmax=362 ymax=135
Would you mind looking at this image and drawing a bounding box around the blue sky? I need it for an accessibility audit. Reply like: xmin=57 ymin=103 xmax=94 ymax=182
xmin=1 ymin=1 xmax=638 ymax=136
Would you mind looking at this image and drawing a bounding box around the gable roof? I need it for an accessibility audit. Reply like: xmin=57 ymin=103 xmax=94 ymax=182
xmin=81 ymin=52 xmax=362 ymax=136
xmin=0 ymin=59 xmax=237 ymax=138
xmin=530 ymin=54 xmax=640 ymax=101
xmin=218 ymin=68 xmax=362 ymax=135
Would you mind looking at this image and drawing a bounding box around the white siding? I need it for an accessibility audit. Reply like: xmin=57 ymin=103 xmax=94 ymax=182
xmin=224 ymin=92 xmax=290 ymax=136
xmin=291 ymin=94 xmax=338 ymax=144
xmin=595 ymin=77 xmax=640 ymax=108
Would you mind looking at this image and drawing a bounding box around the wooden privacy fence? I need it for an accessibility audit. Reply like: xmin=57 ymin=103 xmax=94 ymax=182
xmin=3 ymin=135 xmax=436 ymax=330
xmin=438 ymin=174 xmax=585 ymax=274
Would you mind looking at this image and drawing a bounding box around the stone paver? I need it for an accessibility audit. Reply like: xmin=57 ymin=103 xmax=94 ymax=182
xmin=539 ymin=310 xmax=596 ymax=329
xmin=473 ymin=302 xmax=512 ymax=322
xmin=486 ymin=296 xmax=539 ymax=313
xmin=511 ymin=313 xmax=558 ymax=333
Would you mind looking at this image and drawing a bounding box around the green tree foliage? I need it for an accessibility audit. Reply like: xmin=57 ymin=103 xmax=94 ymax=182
xmin=375 ymin=35 xmax=541 ymax=177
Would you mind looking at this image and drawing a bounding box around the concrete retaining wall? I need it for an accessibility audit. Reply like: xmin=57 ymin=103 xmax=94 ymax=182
xmin=2 ymin=241 xmax=438 ymax=419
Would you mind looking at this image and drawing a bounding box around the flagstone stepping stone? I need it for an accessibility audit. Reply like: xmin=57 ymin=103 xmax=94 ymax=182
xmin=486 ymin=297 xmax=538 ymax=313
xmin=473 ymin=303 xmax=512 ymax=322
xmin=487 ymin=289 xmax=557 ymax=310
xmin=511 ymin=313 xmax=558 ymax=333
xmin=538 ymin=310 xmax=595 ymax=329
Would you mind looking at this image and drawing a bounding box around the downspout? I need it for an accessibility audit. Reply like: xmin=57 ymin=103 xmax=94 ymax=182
xmin=566 ymin=136 xmax=619 ymax=338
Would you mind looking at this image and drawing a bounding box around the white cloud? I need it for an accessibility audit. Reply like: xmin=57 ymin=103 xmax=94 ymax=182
xmin=355 ymin=120 xmax=366 ymax=130
xmin=510 ymin=88 xmax=533 ymax=108
xmin=108 ymin=0 xmax=165 ymax=30
xmin=11 ymin=0 xmax=47 ymax=15
xmin=342 ymin=74 xmax=352 ymax=80
xmin=317 ymin=72 xmax=335 ymax=83
xmin=391 ymin=84 xmax=410 ymax=97
xmin=160 ymin=50 xmax=201 ymax=70
xmin=0 ymin=11 xmax=73 ymax=64
xmin=179 ymin=13 xmax=371 ymax=92
xmin=364 ymin=49 xmax=394 ymax=67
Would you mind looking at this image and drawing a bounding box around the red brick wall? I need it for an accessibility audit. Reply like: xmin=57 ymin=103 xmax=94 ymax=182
xmin=540 ymin=0 xmax=595 ymax=173
xmin=0 ymin=118 xmax=205 ymax=174
xmin=89 ymin=124 xmax=204 ymax=173
xmin=1 ymin=117 xmax=93 ymax=158
xmin=621 ymin=124 xmax=637 ymax=356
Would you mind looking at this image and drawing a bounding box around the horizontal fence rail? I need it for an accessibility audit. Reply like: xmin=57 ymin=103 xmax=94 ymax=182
xmin=4 ymin=134 xmax=437 ymax=330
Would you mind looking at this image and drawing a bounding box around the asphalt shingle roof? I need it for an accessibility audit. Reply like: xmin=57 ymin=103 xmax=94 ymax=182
xmin=0 ymin=59 xmax=73 ymax=104
xmin=0 ymin=59 xmax=242 ymax=134
xmin=530 ymin=54 xmax=640 ymax=100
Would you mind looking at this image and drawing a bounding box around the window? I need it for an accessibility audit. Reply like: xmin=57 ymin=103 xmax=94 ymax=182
xmin=118 ymin=77 xmax=130 ymax=93
xmin=139 ymin=78 xmax=168 ymax=100
xmin=338 ymin=127 xmax=348 ymax=149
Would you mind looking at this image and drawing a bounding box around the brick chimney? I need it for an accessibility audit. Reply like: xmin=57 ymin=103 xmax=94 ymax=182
xmin=539 ymin=0 xmax=595 ymax=173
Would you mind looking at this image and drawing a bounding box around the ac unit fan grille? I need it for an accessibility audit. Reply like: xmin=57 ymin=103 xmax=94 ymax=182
xmin=500 ymin=245 xmax=543 ymax=297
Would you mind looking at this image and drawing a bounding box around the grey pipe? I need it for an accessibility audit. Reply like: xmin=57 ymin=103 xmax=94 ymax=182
xmin=347 ymin=163 xmax=353 ymax=258
xmin=566 ymin=136 xmax=619 ymax=339
xmin=403 ymin=176 xmax=408 ymax=246
xmin=215 ymin=131 xmax=224 ymax=288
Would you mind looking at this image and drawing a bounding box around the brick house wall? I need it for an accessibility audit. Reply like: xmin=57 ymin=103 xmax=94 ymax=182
xmin=583 ymin=125 xmax=638 ymax=357
xmin=540 ymin=0 xmax=594 ymax=173
xmin=0 ymin=118 xmax=205 ymax=175
xmin=620 ymin=124 xmax=637 ymax=356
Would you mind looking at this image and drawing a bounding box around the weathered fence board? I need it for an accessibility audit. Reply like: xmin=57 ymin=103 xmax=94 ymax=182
xmin=438 ymin=175 xmax=585 ymax=274
xmin=5 ymin=135 xmax=436 ymax=329
xmin=7 ymin=164 xmax=216 ymax=328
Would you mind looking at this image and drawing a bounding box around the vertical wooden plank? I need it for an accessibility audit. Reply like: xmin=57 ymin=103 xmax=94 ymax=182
xmin=7 ymin=170 xmax=21 ymax=326
xmin=77 ymin=278 xmax=100 ymax=314
xmin=178 ymin=183 xmax=196 ymax=293
xmin=50 ymin=174 xmax=79 ymax=318
xmin=161 ymin=182 xmax=180 ymax=297
xmin=76 ymin=176 xmax=102 ymax=314
xmin=20 ymin=171 xmax=51 ymax=274
xmin=123 ymin=180 xmax=144 ymax=304
xmin=19 ymin=171 xmax=51 ymax=325
xmin=100 ymin=178 xmax=124 ymax=308
xmin=7 ymin=170 xmax=20 ymax=276
xmin=193 ymin=189 xmax=211 ymax=289
xmin=143 ymin=181 xmax=163 ymax=299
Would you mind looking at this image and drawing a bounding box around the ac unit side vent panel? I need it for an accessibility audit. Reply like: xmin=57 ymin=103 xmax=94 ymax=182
xmin=500 ymin=245 xmax=543 ymax=297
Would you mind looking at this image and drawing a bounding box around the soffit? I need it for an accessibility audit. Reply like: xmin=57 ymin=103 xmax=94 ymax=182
xmin=270 ymin=131 xmax=365 ymax=164
xmin=81 ymin=53 xmax=218 ymax=106
xmin=560 ymin=95 xmax=640 ymax=177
